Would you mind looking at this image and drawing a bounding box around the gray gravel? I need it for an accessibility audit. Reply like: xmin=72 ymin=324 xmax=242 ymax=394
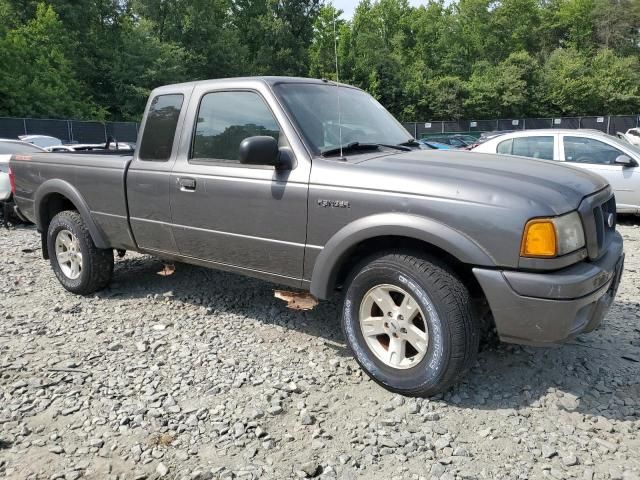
xmin=1 ymin=220 xmax=639 ymax=480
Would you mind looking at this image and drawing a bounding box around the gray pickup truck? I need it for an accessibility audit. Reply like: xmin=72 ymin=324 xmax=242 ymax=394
xmin=10 ymin=77 xmax=624 ymax=396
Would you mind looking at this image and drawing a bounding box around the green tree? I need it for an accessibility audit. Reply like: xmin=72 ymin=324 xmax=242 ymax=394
xmin=539 ymin=48 xmax=593 ymax=115
xmin=0 ymin=3 xmax=104 ymax=118
xmin=593 ymin=0 xmax=640 ymax=55
xmin=308 ymin=4 xmax=345 ymax=80
xmin=233 ymin=0 xmax=322 ymax=75
xmin=589 ymin=49 xmax=640 ymax=114
xmin=465 ymin=51 xmax=540 ymax=118
xmin=426 ymin=76 xmax=467 ymax=119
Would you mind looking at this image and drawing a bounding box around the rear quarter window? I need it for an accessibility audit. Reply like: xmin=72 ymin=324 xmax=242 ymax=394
xmin=497 ymin=139 xmax=512 ymax=154
xmin=138 ymin=94 xmax=184 ymax=161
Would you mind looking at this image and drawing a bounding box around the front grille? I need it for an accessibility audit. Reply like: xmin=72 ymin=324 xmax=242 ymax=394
xmin=579 ymin=189 xmax=616 ymax=260
xmin=594 ymin=196 xmax=617 ymax=252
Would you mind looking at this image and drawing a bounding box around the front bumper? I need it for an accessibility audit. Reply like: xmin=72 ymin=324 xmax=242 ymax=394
xmin=473 ymin=232 xmax=624 ymax=346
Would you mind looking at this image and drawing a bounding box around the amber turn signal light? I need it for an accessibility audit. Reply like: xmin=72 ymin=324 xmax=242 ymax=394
xmin=521 ymin=220 xmax=557 ymax=257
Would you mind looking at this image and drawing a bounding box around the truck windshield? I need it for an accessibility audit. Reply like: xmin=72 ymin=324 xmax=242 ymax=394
xmin=274 ymin=83 xmax=413 ymax=156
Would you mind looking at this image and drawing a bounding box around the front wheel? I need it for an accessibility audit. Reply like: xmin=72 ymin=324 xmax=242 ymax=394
xmin=342 ymin=252 xmax=479 ymax=397
xmin=47 ymin=210 xmax=114 ymax=295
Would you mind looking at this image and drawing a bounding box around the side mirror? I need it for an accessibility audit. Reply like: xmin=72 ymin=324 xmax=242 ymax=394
xmin=614 ymin=154 xmax=638 ymax=167
xmin=239 ymin=136 xmax=289 ymax=169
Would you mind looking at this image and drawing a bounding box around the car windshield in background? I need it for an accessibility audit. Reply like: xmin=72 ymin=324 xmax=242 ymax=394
xmin=22 ymin=136 xmax=62 ymax=148
xmin=0 ymin=142 xmax=44 ymax=155
xmin=274 ymin=83 xmax=413 ymax=156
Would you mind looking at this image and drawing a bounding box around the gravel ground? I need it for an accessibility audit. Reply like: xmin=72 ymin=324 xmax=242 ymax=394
xmin=1 ymin=220 xmax=639 ymax=480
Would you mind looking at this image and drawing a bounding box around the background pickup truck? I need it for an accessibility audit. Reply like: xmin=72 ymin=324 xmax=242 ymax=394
xmin=10 ymin=77 xmax=625 ymax=396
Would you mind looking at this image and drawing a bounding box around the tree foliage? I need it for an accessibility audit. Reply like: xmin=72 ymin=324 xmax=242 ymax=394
xmin=0 ymin=0 xmax=638 ymax=121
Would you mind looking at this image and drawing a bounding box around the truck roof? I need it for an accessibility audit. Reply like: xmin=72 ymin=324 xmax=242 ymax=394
xmin=151 ymin=76 xmax=357 ymax=94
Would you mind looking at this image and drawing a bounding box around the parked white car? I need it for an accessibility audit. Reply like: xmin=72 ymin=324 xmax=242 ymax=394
xmin=472 ymin=129 xmax=640 ymax=214
xmin=618 ymin=128 xmax=640 ymax=147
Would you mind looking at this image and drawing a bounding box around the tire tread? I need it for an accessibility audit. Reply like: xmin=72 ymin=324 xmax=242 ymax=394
xmin=344 ymin=250 xmax=479 ymax=396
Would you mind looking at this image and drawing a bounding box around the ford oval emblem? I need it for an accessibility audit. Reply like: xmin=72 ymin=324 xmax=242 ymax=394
xmin=607 ymin=213 xmax=615 ymax=228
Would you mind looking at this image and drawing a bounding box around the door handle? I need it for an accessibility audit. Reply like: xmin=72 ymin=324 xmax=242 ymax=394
xmin=178 ymin=177 xmax=196 ymax=191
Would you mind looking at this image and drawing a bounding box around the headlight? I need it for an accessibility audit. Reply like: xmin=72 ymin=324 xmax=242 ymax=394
xmin=521 ymin=211 xmax=585 ymax=258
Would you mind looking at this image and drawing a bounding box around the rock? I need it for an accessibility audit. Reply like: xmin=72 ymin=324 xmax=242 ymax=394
xmin=558 ymin=393 xmax=580 ymax=411
xmin=156 ymin=462 xmax=169 ymax=477
xmin=299 ymin=461 xmax=320 ymax=477
xmin=430 ymin=463 xmax=446 ymax=477
xmin=453 ymin=446 xmax=469 ymax=457
xmin=435 ymin=438 xmax=450 ymax=450
xmin=88 ymin=438 xmax=104 ymax=448
xmin=562 ymin=454 xmax=578 ymax=466
xmin=175 ymin=450 xmax=189 ymax=461
xmin=300 ymin=414 xmax=315 ymax=426
xmin=542 ymin=445 xmax=557 ymax=459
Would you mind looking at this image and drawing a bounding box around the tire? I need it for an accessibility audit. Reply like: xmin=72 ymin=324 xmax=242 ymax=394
xmin=342 ymin=251 xmax=479 ymax=397
xmin=47 ymin=210 xmax=113 ymax=295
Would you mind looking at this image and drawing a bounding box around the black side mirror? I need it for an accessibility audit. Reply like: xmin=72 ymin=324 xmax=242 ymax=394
xmin=239 ymin=136 xmax=290 ymax=169
xmin=614 ymin=154 xmax=638 ymax=167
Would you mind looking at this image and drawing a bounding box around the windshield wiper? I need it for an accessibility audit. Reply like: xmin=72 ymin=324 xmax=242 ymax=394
xmin=320 ymin=142 xmax=380 ymax=157
xmin=321 ymin=141 xmax=412 ymax=157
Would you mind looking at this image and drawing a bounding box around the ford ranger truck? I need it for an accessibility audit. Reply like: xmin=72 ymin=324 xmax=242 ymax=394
xmin=10 ymin=77 xmax=625 ymax=396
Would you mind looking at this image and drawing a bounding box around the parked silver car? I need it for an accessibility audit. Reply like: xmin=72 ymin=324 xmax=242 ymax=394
xmin=472 ymin=129 xmax=640 ymax=214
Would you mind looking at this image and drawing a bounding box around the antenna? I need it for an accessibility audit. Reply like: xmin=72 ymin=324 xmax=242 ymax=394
xmin=333 ymin=7 xmax=343 ymax=159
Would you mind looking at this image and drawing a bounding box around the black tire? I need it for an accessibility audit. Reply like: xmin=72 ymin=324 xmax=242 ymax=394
xmin=47 ymin=210 xmax=114 ymax=295
xmin=342 ymin=251 xmax=479 ymax=397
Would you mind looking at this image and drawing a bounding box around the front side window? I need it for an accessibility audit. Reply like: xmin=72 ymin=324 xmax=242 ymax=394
xmin=191 ymin=91 xmax=280 ymax=163
xmin=512 ymin=136 xmax=554 ymax=160
xmin=564 ymin=136 xmax=624 ymax=165
xmin=138 ymin=94 xmax=184 ymax=161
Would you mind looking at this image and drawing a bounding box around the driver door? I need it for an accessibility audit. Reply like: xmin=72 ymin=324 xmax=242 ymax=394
xmin=169 ymin=84 xmax=310 ymax=285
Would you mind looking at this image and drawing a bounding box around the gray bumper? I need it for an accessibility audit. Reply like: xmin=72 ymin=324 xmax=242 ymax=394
xmin=473 ymin=232 xmax=624 ymax=346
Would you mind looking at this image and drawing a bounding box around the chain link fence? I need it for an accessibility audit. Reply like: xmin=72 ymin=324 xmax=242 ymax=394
xmin=403 ymin=115 xmax=640 ymax=138
xmin=0 ymin=117 xmax=139 ymax=144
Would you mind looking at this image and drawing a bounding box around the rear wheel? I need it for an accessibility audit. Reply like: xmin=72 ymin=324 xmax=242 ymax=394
xmin=342 ymin=251 xmax=479 ymax=397
xmin=47 ymin=210 xmax=113 ymax=295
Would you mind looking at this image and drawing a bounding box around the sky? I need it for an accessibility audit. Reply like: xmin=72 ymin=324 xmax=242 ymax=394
xmin=333 ymin=0 xmax=428 ymax=19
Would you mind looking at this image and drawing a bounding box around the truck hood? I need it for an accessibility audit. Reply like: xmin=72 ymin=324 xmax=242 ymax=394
xmin=351 ymin=150 xmax=608 ymax=215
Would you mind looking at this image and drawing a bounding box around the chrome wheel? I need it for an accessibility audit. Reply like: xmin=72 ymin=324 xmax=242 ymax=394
xmin=55 ymin=229 xmax=83 ymax=280
xmin=359 ymin=284 xmax=429 ymax=369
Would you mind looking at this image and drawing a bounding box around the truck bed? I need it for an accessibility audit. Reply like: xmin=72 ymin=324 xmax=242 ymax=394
xmin=11 ymin=152 xmax=135 ymax=249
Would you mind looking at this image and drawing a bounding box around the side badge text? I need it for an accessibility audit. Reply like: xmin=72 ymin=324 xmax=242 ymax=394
xmin=317 ymin=199 xmax=351 ymax=209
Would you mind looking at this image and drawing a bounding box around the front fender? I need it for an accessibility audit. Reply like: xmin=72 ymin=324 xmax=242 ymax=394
xmin=309 ymin=213 xmax=495 ymax=299
xmin=34 ymin=179 xmax=109 ymax=249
